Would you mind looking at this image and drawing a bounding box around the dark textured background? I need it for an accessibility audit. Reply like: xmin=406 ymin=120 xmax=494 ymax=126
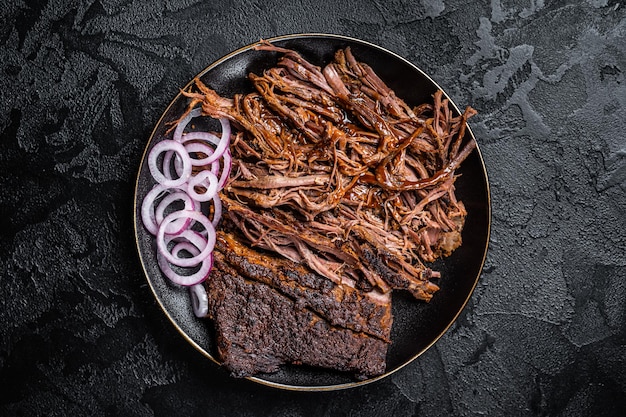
xmin=1 ymin=0 xmax=625 ymax=416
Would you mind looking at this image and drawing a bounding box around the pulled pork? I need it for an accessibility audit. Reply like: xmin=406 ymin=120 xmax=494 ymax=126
xmin=183 ymin=41 xmax=476 ymax=302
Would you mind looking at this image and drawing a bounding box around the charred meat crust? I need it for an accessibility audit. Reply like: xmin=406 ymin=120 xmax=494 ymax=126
xmin=206 ymin=261 xmax=388 ymax=379
xmin=214 ymin=231 xmax=393 ymax=342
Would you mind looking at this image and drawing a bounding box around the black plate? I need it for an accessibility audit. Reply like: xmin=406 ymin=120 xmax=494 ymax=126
xmin=134 ymin=34 xmax=491 ymax=391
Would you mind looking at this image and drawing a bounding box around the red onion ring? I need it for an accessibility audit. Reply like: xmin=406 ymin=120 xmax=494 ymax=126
xmin=214 ymin=118 xmax=231 ymax=163
xmin=141 ymin=184 xmax=184 ymax=235
xmin=187 ymin=170 xmax=219 ymax=203
xmin=173 ymin=229 xmax=208 ymax=251
xmin=161 ymin=150 xmax=181 ymax=180
xmin=148 ymin=140 xmax=192 ymax=188
xmin=142 ymin=109 xmax=231 ymax=290
xmin=218 ymin=150 xmax=232 ymax=189
xmin=173 ymin=108 xmax=202 ymax=142
xmin=210 ymin=193 xmax=222 ymax=228
xmin=157 ymin=244 xmax=213 ymax=287
xmin=179 ymin=130 xmax=220 ymax=145
xmin=155 ymin=191 xmax=195 ymax=235
xmin=178 ymin=119 xmax=230 ymax=164
xmin=162 ymin=145 xmax=219 ymax=180
xmin=156 ymin=210 xmax=216 ymax=268
xmin=189 ymin=283 xmax=209 ymax=317
xmin=156 ymin=228 xmax=212 ymax=286
xmin=183 ymin=142 xmax=222 ymax=176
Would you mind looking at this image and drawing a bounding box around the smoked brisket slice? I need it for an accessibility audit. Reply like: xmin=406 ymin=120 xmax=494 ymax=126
xmin=214 ymin=231 xmax=393 ymax=341
xmin=205 ymin=261 xmax=388 ymax=379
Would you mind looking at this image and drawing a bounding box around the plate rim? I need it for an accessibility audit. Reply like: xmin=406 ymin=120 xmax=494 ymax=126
xmin=133 ymin=32 xmax=492 ymax=391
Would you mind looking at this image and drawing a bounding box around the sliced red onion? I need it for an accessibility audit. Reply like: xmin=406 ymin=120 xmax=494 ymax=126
xmin=170 ymin=239 xmax=203 ymax=256
xmin=156 ymin=228 xmax=211 ymax=286
xmin=194 ymin=195 xmax=222 ymax=237
xmin=180 ymin=131 xmax=228 ymax=169
xmin=148 ymin=140 xmax=192 ymax=188
xmin=187 ymin=170 xmax=219 ymax=203
xmin=156 ymin=210 xmax=216 ymax=268
xmin=163 ymin=148 xmax=213 ymax=179
xmin=184 ymin=142 xmax=217 ymax=167
xmin=178 ymin=120 xmax=230 ymax=164
xmin=157 ymin=246 xmax=213 ymax=287
xmin=142 ymin=111 xmax=232 ymax=294
xmin=172 ymin=229 xmax=208 ymax=251
xmin=141 ymin=184 xmax=167 ymax=235
xmin=173 ymin=107 xmax=202 ymax=142
xmin=189 ymin=284 xmax=209 ymax=317
xmin=185 ymin=142 xmax=224 ymax=175
xmin=179 ymin=130 xmax=220 ymax=145
xmin=201 ymin=118 xmax=231 ymax=164
xmin=141 ymin=184 xmax=186 ymax=235
xmin=162 ymin=149 xmax=184 ymax=180
xmin=210 ymin=194 xmax=222 ymax=228
xmin=155 ymin=191 xmax=195 ymax=235
xmin=218 ymin=150 xmax=232 ymax=189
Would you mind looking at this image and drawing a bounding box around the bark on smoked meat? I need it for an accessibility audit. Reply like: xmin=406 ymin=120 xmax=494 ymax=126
xmin=214 ymin=231 xmax=393 ymax=342
xmin=206 ymin=260 xmax=389 ymax=379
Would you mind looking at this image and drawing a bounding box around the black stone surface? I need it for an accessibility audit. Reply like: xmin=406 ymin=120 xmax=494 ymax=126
xmin=1 ymin=1 xmax=625 ymax=416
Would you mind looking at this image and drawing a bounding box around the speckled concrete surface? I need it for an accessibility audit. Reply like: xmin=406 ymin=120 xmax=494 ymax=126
xmin=1 ymin=1 xmax=625 ymax=416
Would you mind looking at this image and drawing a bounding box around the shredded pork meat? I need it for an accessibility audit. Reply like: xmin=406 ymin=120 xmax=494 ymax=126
xmin=182 ymin=41 xmax=477 ymax=302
